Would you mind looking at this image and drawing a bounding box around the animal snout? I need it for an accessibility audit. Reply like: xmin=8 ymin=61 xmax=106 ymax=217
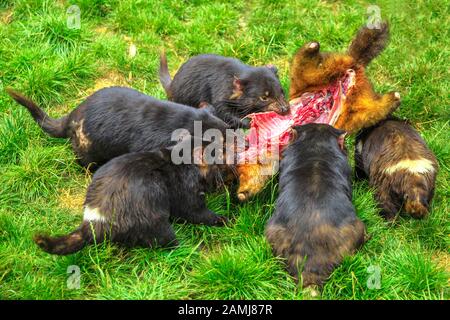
xmin=278 ymin=99 xmax=290 ymax=114
xmin=279 ymin=101 xmax=290 ymax=114
xmin=270 ymin=99 xmax=290 ymax=114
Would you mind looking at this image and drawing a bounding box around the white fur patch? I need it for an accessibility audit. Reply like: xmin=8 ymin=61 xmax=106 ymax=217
xmin=384 ymin=158 xmax=434 ymax=175
xmin=83 ymin=207 xmax=105 ymax=222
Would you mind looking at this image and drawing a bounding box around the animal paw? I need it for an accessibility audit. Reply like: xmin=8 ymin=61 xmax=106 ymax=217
xmin=390 ymin=91 xmax=402 ymax=108
xmin=307 ymin=42 xmax=320 ymax=53
xmin=380 ymin=209 xmax=397 ymax=221
xmin=212 ymin=215 xmax=229 ymax=226
xmin=237 ymin=191 xmax=248 ymax=202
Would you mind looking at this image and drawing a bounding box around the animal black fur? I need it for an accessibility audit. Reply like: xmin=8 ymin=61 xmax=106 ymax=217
xmin=6 ymin=86 xmax=229 ymax=170
xmin=34 ymin=139 xmax=230 ymax=255
xmin=266 ymin=124 xmax=366 ymax=287
xmin=159 ymin=53 xmax=289 ymax=128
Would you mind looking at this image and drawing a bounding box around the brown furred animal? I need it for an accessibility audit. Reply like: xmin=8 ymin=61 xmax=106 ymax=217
xmin=266 ymin=124 xmax=366 ymax=287
xmin=355 ymin=118 xmax=438 ymax=219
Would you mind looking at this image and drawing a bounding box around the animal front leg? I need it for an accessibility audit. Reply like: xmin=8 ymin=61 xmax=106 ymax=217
xmin=374 ymin=190 xmax=399 ymax=220
xmin=354 ymin=166 xmax=367 ymax=181
xmin=221 ymin=112 xmax=250 ymax=129
xmin=354 ymin=153 xmax=367 ymax=180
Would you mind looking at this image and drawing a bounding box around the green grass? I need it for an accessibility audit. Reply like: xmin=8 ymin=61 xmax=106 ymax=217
xmin=0 ymin=0 xmax=448 ymax=300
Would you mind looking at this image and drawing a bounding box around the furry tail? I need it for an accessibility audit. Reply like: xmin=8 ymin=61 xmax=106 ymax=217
xmin=159 ymin=51 xmax=172 ymax=98
xmin=6 ymin=88 xmax=69 ymax=138
xmin=348 ymin=22 xmax=389 ymax=66
xmin=34 ymin=222 xmax=94 ymax=255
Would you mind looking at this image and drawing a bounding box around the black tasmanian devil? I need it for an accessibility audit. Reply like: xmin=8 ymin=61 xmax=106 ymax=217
xmin=266 ymin=124 xmax=366 ymax=287
xmin=355 ymin=118 xmax=438 ymax=219
xmin=159 ymin=53 xmax=290 ymax=129
xmin=34 ymin=137 xmax=231 ymax=255
xmin=6 ymin=86 xmax=229 ymax=170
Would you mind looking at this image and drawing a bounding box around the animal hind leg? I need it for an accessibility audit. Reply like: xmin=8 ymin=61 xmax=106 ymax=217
xmin=139 ymin=220 xmax=178 ymax=248
xmin=337 ymin=92 xmax=401 ymax=133
xmin=176 ymin=208 xmax=228 ymax=226
xmin=237 ymin=162 xmax=275 ymax=201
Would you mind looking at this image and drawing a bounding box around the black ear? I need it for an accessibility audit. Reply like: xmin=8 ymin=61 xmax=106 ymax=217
xmin=329 ymin=126 xmax=346 ymax=137
xmin=265 ymin=64 xmax=278 ymax=75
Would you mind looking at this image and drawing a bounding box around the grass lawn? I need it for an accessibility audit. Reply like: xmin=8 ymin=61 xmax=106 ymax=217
xmin=0 ymin=0 xmax=448 ymax=300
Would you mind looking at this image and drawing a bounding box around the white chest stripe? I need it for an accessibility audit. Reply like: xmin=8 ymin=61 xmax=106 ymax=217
xmin=384 ymin=158 xmax=435 ymax=175
xmin=83 ymin=207 xmax=106 ymax=222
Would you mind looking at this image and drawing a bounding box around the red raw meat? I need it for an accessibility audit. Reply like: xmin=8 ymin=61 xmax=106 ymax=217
xmin=239 ymin=69 xmax=355 ymax=163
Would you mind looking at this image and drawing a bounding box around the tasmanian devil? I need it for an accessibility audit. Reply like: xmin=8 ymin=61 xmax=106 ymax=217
xmin=34 ymin=137 xmax=231 ymax=255
xmin=355 ymin=118 xmax=438 ymax=219
xmin=266 ymin=124 xmax=366 ymax=287
xmin=159 ymin=53 xmax=289 ymax=128
xmin=6 ymin=86 xmax=229 ymax=170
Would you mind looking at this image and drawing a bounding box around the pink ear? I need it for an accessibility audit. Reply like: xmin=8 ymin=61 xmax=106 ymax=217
xmin=193 ymin=146 xmax=204 ymax=165
xmin=233 ymin=77 xmax=240 ymax=90
xmin=198 ymin=101 xmax=209 ymax=109
xmin=289 ymin=127 xmax=298 ymax=143
xmin=337 ymin=132 xmax=347 ymax=150
xmin=265 ymin=64 xmax=278 ymax=75
xmin=230 ymin=76 xmax=244 ymax=99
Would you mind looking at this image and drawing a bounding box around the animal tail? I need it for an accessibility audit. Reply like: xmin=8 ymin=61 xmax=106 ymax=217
xmin=5 ymin=88 xmax=69 ymax=138
xmin=159 ymin=50 xmax=172 ymax=98
xmin=348 ymin=22 xmax=390 ymax=66
xmin=34 ymin=222 xmax=95 ymax=255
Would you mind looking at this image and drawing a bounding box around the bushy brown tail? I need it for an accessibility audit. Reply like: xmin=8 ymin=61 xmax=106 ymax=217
xmin=348 ymin=22 xmax=389 ymax=66
xmin=5 ymin=88 xmax=69 ymax=138
xmin=34 ymin=222 xmax=94 ymax=255
xmin=159 ymin=51 xmax=172 ymax=99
